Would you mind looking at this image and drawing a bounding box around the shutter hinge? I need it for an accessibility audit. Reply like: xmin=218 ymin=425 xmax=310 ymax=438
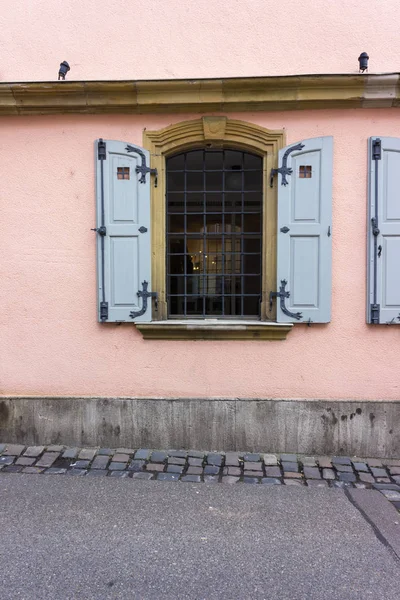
xmin=100 ymin=301 xmax=108 ymax=321
xmin=269 ymin=280 xmax=303 ymax=321
xmin=269 ymin=143 xmax=305 ymax=187
xmin=372 ymin=138 xmax=381 ymax=160
xmin=129 ymin=281 xmax=158 ymax=319
xmin=370 ymin=303 xmax=380 ymax=324
xmin=98 ymin=139 xmax=107 ymax=160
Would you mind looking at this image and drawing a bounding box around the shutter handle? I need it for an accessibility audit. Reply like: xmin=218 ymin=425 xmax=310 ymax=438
xmin=91 ymin=226 xmax=107 ymax=236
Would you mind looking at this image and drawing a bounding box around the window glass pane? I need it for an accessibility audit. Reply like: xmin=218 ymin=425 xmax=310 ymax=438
xmin=205 ymin=152 xmax=223 ymax=170
xmin=168 ymin=214 xmax=185 ymax=233
xmin=186 ymin=214 xmax=203 ymax=233
xmin=244 ymin=170 xmax=262 ymax=191
xmin=167 ymin=171 xmax=185 ymax=191
xmin=186 ymin=172 xmax=203 ymax=191
xmin=243 ymin=153 xmax=262 ymax=169
xmin=186 ymin=193 xmax=203 ymax=212
xmin=243 ymin=192 xmax=262 ymax=211
xmin=206 ymin=193 xmax=223 ymax=213
xmin=243 ymin=214 xmax=261 ymax=233
xmin=224 ymin=170 xmax=243 ymax=192
xmin=206 ymin=214 xmax=223 ymax=233
xmin=243 ymin=296 xmax=259 ymax=315
xmin=225 ymin=193 xmax=242 ymax=212
xmin=185 ymin=150 xmax=203 ymax=170
xmin=167 ymin=193 xmax=185 ymax=213
xmin=224 ymin=150 xmax=243 ymax=170
xmin=205 ymin=171 xmax=223 ymax=191
xmin=167 ymin=154 xmax=184 ymax=170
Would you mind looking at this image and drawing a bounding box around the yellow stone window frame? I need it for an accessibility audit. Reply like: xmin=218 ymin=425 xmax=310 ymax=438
xmin=138 ymin=116 xmax=292 ymax=340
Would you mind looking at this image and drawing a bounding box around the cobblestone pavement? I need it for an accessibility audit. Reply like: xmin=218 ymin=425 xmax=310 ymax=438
xmin=1 ymin=443 xmax=400 ymax=512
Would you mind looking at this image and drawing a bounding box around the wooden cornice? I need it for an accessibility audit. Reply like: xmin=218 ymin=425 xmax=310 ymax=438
xmin=0 ymin=73 xmax=399 ymax=115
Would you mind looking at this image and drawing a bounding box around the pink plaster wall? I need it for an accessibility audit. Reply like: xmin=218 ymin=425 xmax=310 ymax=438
xmin=1 ymin=110 xmax=400 ymax=400
xmin=1 ymin=0 xmax=400 ymax=81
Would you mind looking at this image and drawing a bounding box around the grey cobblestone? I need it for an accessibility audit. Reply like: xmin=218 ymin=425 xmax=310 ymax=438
xmin=72 ymin=460 xmax=90 ymax=469
xmin=168 ymin=450 xmax=188 ymax=458
xmin=181 ymin=475 xmax=201 ymax=483
xmin=110 ymin=471 xmax=130 ymax=478
xmin=46 ymin=445 xmax=64 ymax=452
xmin=243 ymin=453 xmax=260 ymax=462
xmin=282 ymin=462 xmax=299 ymax=472
xmin=221 ymin=476 xmax=240 ymax=484
xmin=261 ymin=478 xmax=281 ymax=485
xmin=280 ymin=454 xmax=297 ymax=463
xmin=380 ymin=490 xmax=400 ymax=501
xmin=3 ymin=445 xmax=25 ymax=456
xmin=186 ymin=466 xmax=203 ymax=475
xmin=132 ymin=472 xmax=154 ymax=480
xmin=22 ymin=467 xmax=44 ymax=474
xmin=112 ymin=454 xmax=130 ymax=463
xmin=3 ymin=465 xmax=23 ymax=473
xmin=78 ymin=448 xmax=97 ymax=461
xmin=24 ymin=446 xmax=45 ymax=457
xmin=204 ymin=465 xmax=220 ymax=475
xmin=44 ymin=468 xmax=67 ymax=475
xmin=86 ymin=470 xmax=108 ymax=477
xmin=265 ymin=466 xmax=281 ymax=477
xmin=317 ymin=457 xmax=332 ymax=468
xmin=150 ymin=451 xmax=168 ymax=463
xmin=157 ymin=473 xmax=179 ymax=481
xmin=338 ymin=472 xmax=356 ymax=482
xmin=203 ymin=475 xmax=219 ymax=483
xmin=334 ymin=465 xmax=354 ymax=473
xmin=0 ymin=444 xmax=6 ymax=454
xmin=62 ymin=447 xmax=80 ymax=459
xmin=352 ymin=462 xmax=369 ymax=472
xmin=366 ymin=458 xmax=383 ymax=467
xmin=134 ymin=449 xmax=151 ymax=460
xmin=263 ymin=454 xmax=278 ymax=466
xmin=207 ymin=453 xmax=223 ymax=466
xmin=108 ymin=462 xmax=126 ymax=471
xmin=244 ymin=461 xmax=262 ymax=471
xmin=116 ymin=448 xmax=135 ymax=455
xmin=187 ymin=450 xmax=204 ymax=458
xmin=225 ymin=452 xmax=240 ymax=466
xmin=226 ymin=467 xmax=241 ymax=477
xmin=66 ymin=469 xmax=87 ymax=476
xmin=332 ymin=456 xmax=351 ymax=465
xmin=168 ymin=457 xmax=186 ymax=465
xmin=91 ymin=456 xmax=110 ymax=470
xmin=128 ymin=460 xmax=145 ymax=472
xmin=389 ymin=467 xmax=400 ymax=475
xmin=370 ymin=467 xmax=388 ymax=478
xmin=303 ymin=467 xmax=321 ymax=479
xmin=359 ymin=473 xmax=375 ymax=483
xmin=145 ymin=463 xmax=165 ymax=472
xmin=188 ymin=457 xmax=203 ymax=467
xmin=16 ymin=457 xmax=36 ymax=466
xmin=322 ymin=469 xmax=335 ymax=480
xmin=98 ymin=448 xmax=114 ymax=455
xmin=243 ymin=476 xmax=259 ymax=484
xmin=244 ymin=470 xmax=263 ymax=477
xmin=284 ymin=472 xmax=303 ymax=479
xmin=307 ymin=480 xmax=328 ymax=487
xmin=284 ymin=479 xmax=304 ymax=486
xmin=167 ymin=465 xmax=184 ymax=474
xmin=302 ymin=457 xmax=317 ymax=467
xmin=36 ymin=453 xmax=59 ymax=468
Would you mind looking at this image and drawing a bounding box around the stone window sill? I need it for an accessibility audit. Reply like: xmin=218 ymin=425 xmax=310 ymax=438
xmin=136 ymin=320 xmax=293 ymax=340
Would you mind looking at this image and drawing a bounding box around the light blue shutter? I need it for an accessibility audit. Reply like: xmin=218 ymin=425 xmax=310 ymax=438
xmin=275 ymin=137 xmax=333 ymax=323
xmin=95 ymin=139 xmax=155 ymax=323
xmin=367 ymin=137 xmax=400 ymax=324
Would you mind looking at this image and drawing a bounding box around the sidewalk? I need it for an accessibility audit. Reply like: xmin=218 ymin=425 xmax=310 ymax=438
xmin=1 ymin=442 xmax=400 ymax=513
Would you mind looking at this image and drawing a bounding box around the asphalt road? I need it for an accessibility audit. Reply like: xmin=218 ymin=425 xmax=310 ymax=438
xmin=0 ymin=475 xmax=399 ymax=600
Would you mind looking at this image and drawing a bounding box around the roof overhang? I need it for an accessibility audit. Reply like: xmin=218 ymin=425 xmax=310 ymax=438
xmin=0 ymin=73 xmax=399 ymax=115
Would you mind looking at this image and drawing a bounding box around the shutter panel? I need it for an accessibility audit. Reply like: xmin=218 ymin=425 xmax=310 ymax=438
xmin=367 ymin=137 xmax=400 ymax=324
xmin=275 ymin=137 xmax=333 ymax=323
xmin=95 ymin=139 xmax=154 ymax=323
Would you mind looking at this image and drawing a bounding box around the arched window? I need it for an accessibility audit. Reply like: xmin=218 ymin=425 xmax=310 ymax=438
xmin=166 ymin=149 xmax=263 ymax=318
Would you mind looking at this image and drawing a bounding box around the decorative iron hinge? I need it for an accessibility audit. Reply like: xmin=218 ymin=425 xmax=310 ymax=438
xmin=129 ymin=281 xmax=158 ymax=319
xmin=370 ymin=303 xmax=380 ymax=324
xmin=100 ymin=301 xmax=108 ymax=321
xmin=125 ymin=145 xmax=158 ymax=185
xmin=372 ymin=138 xmax=381 ymax=160
xmin=269 ymin=280 xmax=303 ymax=321
xmin=98 ymin=139 xmax=107 ymax=160
xmin=270 ymin=143 xmax=305 ymax=187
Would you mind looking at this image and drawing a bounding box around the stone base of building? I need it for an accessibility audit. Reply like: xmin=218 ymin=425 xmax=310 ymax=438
xmin=0 ymin=397 xmax=398 ymax=458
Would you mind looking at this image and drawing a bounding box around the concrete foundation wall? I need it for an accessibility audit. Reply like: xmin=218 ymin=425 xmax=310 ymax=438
xmin=0 ymin=397 xmax=398 ymax=458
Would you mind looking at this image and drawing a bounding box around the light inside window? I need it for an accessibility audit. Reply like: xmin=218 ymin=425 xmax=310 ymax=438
xmin=117 ymin=167 xmax=130 ymax=180
xmin=299 ymin=165 xmax=312 ymax=178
